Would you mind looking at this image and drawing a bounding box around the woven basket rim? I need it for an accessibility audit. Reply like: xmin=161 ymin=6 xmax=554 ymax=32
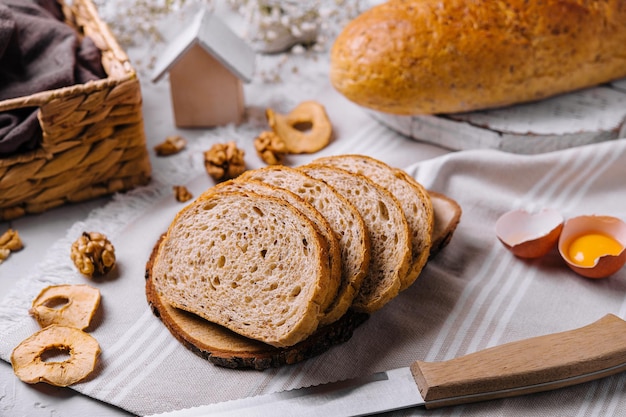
xmin=0 ymin=0 xmax=135 ymax=113
xmin=0 ymin=74 xmax=136 ymax=113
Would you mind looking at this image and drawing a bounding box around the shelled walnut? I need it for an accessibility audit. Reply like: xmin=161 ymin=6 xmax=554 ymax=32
xmin=70 ymin=232 xmax=116 ymax=278
xmin=0 ymin=228 xmax=23 ymax=264
xmin=0 ymin=228 xmax=23 ymax=251
xmin=0 ymin=248 xmax=9 ymax=264
xmin=173 ymin=185 xmax=193 ymax=202
xmin=254 ymin=131 xmax=287 ymax=165
xmin=154 ymin=135 xmax=187 ymax=156
xmin=204 ymin=141 xmax=246 ymax=182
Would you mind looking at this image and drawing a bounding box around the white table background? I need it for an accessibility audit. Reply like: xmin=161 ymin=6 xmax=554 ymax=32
xmin=0 ymin=19 xmax=447 ymax=416
xmin=3 ymin=2 xmax=626 ymax=416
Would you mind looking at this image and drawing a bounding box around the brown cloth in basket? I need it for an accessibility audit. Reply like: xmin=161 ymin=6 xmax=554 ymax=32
xmin=0 ymin=0 xmax=106 ymax=157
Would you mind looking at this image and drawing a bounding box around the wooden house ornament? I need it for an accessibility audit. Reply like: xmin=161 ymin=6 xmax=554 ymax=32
xmin=152 ymin=10 xmax=256 ymax=128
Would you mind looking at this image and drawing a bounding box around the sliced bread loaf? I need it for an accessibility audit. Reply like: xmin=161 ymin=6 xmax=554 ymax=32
xmin=313 ymin=155 xmax=434 ymax=290
xmin=150 ymin=191 xmax=332 ymax=348
xmin=238 ymin=166 xmax=371 ymax=325
xmin=300 ymin=164 xmax=411 ymax=313
xmin=206 ymin=180 xmax=342 ymax=316
xmin=145 ymin=186 xmax=462 ymax=369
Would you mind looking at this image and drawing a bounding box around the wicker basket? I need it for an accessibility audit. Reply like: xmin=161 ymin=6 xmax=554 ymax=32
xmin=0 ymin=0 xmax=151 ymax=221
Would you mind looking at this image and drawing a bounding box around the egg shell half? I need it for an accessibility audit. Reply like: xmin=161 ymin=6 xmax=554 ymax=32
xmin=495 ymin=208 xmax=564 ymax=259
xmin=558 ymin=215 xmax=626 ymax=279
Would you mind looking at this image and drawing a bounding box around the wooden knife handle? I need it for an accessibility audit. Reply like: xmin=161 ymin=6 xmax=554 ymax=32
xmin=410 ymin=314 xmax=626 ymax=408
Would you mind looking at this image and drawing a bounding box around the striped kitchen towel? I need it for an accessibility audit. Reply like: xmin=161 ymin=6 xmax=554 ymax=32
xmin=1 ymin=137 xmax=626 ymax=417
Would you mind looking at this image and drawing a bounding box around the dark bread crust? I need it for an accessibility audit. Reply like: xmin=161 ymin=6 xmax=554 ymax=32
xmin=330 ymin=0 xmax=626 ymax=115
xmin=145 ymin=235 xmax=369 ymax=370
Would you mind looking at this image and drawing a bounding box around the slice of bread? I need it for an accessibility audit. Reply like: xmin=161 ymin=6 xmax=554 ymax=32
xmin=150 ymin=191 xmax=332 ymax=348
xmin=428 ymin=191 xmax=462 ymax=259
xmin=238 ymin=166 xmax=371 ymax=325
xmin=206 ymin=180 xmax=342 ymax=316
xmin=300 ymin=164 xmax=411 ymax=313
xmin=313 ymin=155 xmax=434 ymax=290
xmin=146 ymin=236 xmax=369 ymax=370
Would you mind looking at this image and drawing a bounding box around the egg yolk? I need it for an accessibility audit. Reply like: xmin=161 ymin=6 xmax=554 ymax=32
xmin=567 ymin=233 xmax=623 ymax=267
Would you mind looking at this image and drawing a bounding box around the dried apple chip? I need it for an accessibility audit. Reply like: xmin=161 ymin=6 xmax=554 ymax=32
xmin=11 ymin=325 xmax=101 ymax=386
xmin=266 ymin=101 xmax=333 ymax=154
xmin=29 ymin=284 xmax=101 ymax=330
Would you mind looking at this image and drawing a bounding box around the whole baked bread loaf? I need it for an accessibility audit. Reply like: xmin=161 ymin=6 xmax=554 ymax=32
xmin=150 ymin=191 xmax=332 ymax=348
xmin=238 ymin=166 xmax=371 ymax=326
xmin=300 ymin=164 xmax=411 ymax=313
xmin=330 ymin=0 xmax=626 ymax=115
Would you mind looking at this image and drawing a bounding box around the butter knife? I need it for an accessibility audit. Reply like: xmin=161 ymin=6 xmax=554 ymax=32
xmin=146 ymin=314 xmax=626 ymax=416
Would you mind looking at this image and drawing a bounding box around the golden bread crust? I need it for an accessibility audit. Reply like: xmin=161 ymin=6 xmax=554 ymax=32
xmin=330 ymin=0 xmax=626 ymax=114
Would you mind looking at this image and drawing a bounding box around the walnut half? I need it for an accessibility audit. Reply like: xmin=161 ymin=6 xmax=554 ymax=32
xmin=204 ymin=141 xmax=246 ymax=182
xmin=254 ymin=131 xmax=287 ymax=165
xmin=154 ymin=135 xmax=187 ymax=156
xmin=173 ymin=185 xmax=193 ymax=202
xmin=70 ymin=232 xmax=116 ymax=278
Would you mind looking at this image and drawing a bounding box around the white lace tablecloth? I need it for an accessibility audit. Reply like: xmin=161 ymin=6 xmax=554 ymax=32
xmin=2 ymin=3 xmax=626 ymax=417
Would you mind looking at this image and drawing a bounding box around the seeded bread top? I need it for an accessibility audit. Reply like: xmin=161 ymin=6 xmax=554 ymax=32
xmin=330 ymin=0 xmax=626 ymax=114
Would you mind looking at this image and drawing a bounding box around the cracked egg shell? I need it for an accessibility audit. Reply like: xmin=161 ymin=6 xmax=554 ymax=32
xmin=495 ymin=208 xmax=564 ymax=259
xmin=558 ymin=215 xmax=626 ymax=279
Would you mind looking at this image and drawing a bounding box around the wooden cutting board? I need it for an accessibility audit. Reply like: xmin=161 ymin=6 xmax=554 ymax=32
xmin=372 ymin=79 xmax=626 ymax=154
xmin=145 ymin=192 xmax=461 ymax=370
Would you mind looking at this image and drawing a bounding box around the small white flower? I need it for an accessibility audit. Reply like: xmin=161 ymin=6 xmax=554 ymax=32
xmin=290 ymin=25 xmax=302 ymax=37
xmin=291 ymin=44 xmax=306 ymax=54
xmin=300 ymin=22 xmax=317 ymax=33
xmin=318 ymin=6 xmax=333 ymax=19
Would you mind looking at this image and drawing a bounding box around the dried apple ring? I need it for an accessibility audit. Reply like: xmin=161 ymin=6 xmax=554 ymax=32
xmin=11 ymin=325 xmax=101 ymax=386
xmin=266 ymin=101 xmax=333 ymax=154
xmin=29 ymin=284 xmax=101 ymax=330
